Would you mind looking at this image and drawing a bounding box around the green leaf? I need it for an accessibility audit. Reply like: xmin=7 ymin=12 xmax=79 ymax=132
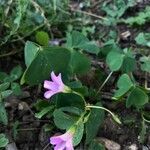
xmin=73 ymin=86 xmax=88 ymax=97
xmin=126 ymin=87 xmax=149 ymax=108
xmin=140 ymin=56 xmax=150 ymax=73
xmin=66 ymin=31 xmax=100 ymax=54
xmin=36 ymin=31 xmax=49 ymax=46
xmin=4 ymin=66 xmax=22 ymax=82
xmin=77 ymin=42 xmax=100 ymax=55
xmin=10 ymin=65 xmax=23 ymax=81
xmin=69 ymin=50 xmax=91 ymax=75
xmin=135 ymin=33 xmax=148 ymax=46
xmin=34 ymin=99 xmax=51 ymax=110
xmin=43 ymin=124 xmax=54 ymax=132
xmin=0 ymin=82 xmax=10 ymax=91
xmin=21 ymin=46 xmax=71 ymax=85
xmin=99 ymin=40 xmax=120 ymax=57
xmin=11 ymin=82 xmax=22 ymax=96
xmin=32 ymin=12 xmax=44 ymax=24
xmin=53 ymin=107 xmax=82 ymax=130
xmin=68 ymin=81 xmax=88 ymax=96
xmin=114 ymin=74 xmax=133 ymax=98
xmin=35 ymin=105 xmax=54 ymax=119
xmin=73 ymin=122 xmax=84 ymax=146
xmin=101 ymin=1 xmax=128 ymax=25
xmin=56 ymin=93 xmax=85 ymax=110
xmin=102 ymin=0 xmax=127 ymax=18
xmin=0 ymin=72 xmax=8 ymax=82
xmin=121 ymin=50 xmax=136 ymax=73
xmin=121 ymin=56 xmax=136 ymax=73
xmin=68 ymin=81 xmax=82 ymax=89
xmin=12 ymin=121 xmax=19 ymax=139
xmin=14 ymin=0 xmax=29 ymax=28
xmin=24 ymin=41 xmax=40 ymax=67
xmin=106 ymin=51 xmax=124 ymax=71
xmin=0 ymin=102 xmax=8 ymax=125
xmin=121 ymin=6 xmax=150 ymax=26
xmin=88 ymin=140 xmax=105 ymax=150
xmin=66 ymin=31 xmax=88 ymax=48
xmin=1 ymin=90 xmax=12 ymax=99
xmin=85 ymin=102 xmax=104 ymax=144
xmin=0 ymin=134 xmax=9 ymax=148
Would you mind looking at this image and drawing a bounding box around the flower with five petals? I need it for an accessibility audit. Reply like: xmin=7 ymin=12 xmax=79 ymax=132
xmin=44 ymin=71 xmax=70 ymax=99
xmin=50 ymin=129 xmax=74 ymax=150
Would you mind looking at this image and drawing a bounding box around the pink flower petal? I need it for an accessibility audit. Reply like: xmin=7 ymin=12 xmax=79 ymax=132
xmin=54 ymin=142 xmax=66 ymax=150
xmin=50 ymin=136 xmax=62 ymax=145
xmin=59 ymin=132 xmax=72 ymax=141
xmin=51 ymin=71 xmax=59 ymax=83
xmin=66 ymin=140 xmax=74 ymax=150
xmin=51 ymin=72 xmax=64 ymax=85
xmin=44 ymin=80 xmax=58 ymax=91
xmin=57 ymin=73 xmax=63 ymax=85
xmin=44 ymin=91 xmax=56 ymax=99
xmin=43 ymin=71 xmax=67 ymax=99
xmin=50 ymin=131 xmax=74 ymax=150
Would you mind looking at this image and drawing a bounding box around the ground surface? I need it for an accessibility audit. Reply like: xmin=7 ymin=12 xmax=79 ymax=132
xmin=0 ymin=0 xmax=150 ymax=150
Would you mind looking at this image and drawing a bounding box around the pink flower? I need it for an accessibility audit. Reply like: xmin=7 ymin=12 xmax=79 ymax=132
xmin=44 ymin=71 xmax=70 ymax=99
xmin=50 ymin=130 xmax=74 ymax=150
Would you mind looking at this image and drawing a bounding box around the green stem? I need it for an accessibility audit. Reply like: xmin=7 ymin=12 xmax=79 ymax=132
xmin=142 ymin=113 xmax=150 ymax=123
xmin=96 ymin=71 xmax=113 ymax=95
xmin=129 ymin=72 xmax=136 ymax=86
xmin=75 ymin=111 xmax=86 ymax=125
xmin=72 ymin=90 xmax=84 ymax=100
xmin=71 ymin=90 xmax=87 ymax=107
xmin=86 ymin=105 xmax=121 ymax=124
xmin=0 ymin=93 xmax=2 ymax=102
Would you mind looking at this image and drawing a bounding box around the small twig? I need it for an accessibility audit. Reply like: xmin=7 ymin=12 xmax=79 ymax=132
xmin=43 ymin=143 xmax=50 ymax=150
xmin=26 ymin=105 xmax=35 ymax=116
xmin=17 ymin=128 xmax=41 ymax=131
xmin=57 ymin=6 xmax=71 ymax=15
xmin=96 ymin=71 xmax=113 ymax=95
xmin=11 ymin=23 xmax=44 ymax=43
xmin=35 ymin=84 xmax=42 ymax=98
xmin=31 ymin=0 xmax=52 ymax=34
xmin=11 ymin=0 xmax=53 ymax=43
xmin=70 ymin=8 xmax=108 ymax=21
xmin=4 ymin=0 xmax=13 ymax=17
xmin=15 ymin=35 xmax=26 ymax=44
xmin=31 ymin=0 xmax=54 ymax=39
xmin=17 ymin=120 xmax=50 ymax=125
xmin=0 ymin=50 xmax=22 ymax=58
xmin=101 ymin=91 xmax=113 ymax=100
xmin=145 ymin=72 xmax=150 ymax=90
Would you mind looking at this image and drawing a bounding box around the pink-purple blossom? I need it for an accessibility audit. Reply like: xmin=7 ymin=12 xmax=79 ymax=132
xmin=50 ymin=130 xmax=74 ymax=150
xmin=44 ymin=71 xmax=70 ymax=99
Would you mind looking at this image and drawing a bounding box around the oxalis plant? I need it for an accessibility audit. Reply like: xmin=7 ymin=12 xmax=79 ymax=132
xmin=43 ymin=71 xmax=120 ymax=149
xmin=21 ymin=30 xmax=150 ymax=149
xmin=0 ymin=83 xmax=12 ymax=148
